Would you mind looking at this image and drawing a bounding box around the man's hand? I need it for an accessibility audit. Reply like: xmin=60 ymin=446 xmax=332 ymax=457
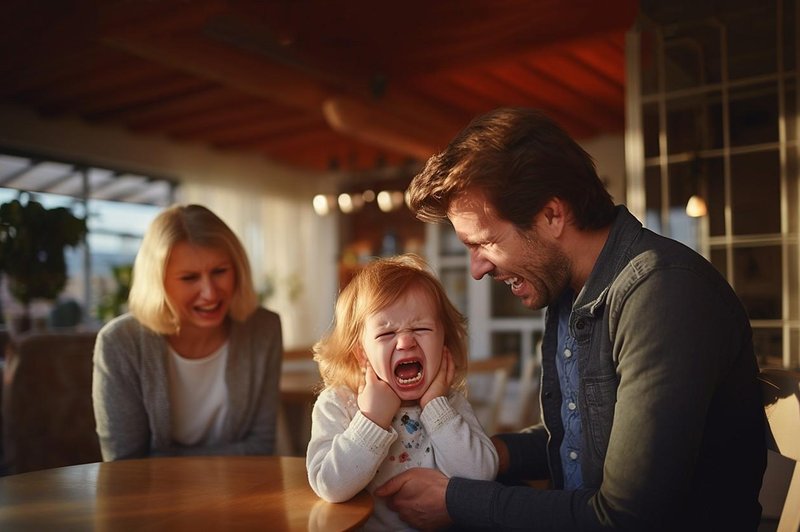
xmin=420 ymin=347 xmax=454 ymax=409
xmin=357 ymin=360 xmax=401 ymax=429
xmin=375 ymin=468 xmax=452 ymax=531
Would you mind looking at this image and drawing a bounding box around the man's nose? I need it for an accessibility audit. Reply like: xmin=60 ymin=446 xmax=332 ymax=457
xmin=469 ymin=249 xmax=493 ymax=280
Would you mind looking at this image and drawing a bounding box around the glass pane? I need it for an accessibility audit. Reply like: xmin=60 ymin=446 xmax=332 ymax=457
xmin=439 ymin=223 xmax=466 ymax=256
xmin=491 ymin=281 xmax=542 ymax=318
xmin=490 ymin=332 xmax=523 ymax=377
xmin=643 ymin=103 xmax=660 ymax=158
xmin=784 ymin=0 xmax=797 ymax=72
xmin=729 ymin=83 xmax=780 ymax=147
xmin=665 ymin=92 xmax=723 ymax=154
xmin=666 ymin=160 xmax=704 ymax=248
xmin=789 ymin=327 xmax=800 ymax=369
xmin=710 ymin=247 xmax=728 ymax=281
xmin=789 ymin=129 xmax=799 ymax=233
xmin=789 ymin=242 xmax=798 ymax=322
xmin=640 ymin=27 xmax=660 ymax=96
xmin=644 ymin=165 xmax=663 ymax=233
xmin=724 ymin=1 xmax=778 ymax=80
xmin=730 ymin=151 xmax=780 ymax=235
xmin=662 ymin=20 xmax=722 ymax=91
xmin=787 ymin=76 xmax=797 ymax=143
xmin=440 ymin=267 xmax=468 ymax=316
xmin=753 ymin=327 xmax=783 ymax=368
xmin=704 ymin=157 xmax=725 ymax=236
xmin=733 ymin=246 xmax=782 ymax=319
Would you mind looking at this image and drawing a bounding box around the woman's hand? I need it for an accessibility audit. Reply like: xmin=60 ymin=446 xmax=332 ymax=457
xmin=420 ymin=347 xmax=454 ymax=409
xmin=357 ymin=360 xmax=401 ymax=429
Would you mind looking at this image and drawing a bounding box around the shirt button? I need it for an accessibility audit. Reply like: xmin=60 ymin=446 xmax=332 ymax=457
xmin=575 ymin=319 xmax=585 ymax=330
xmin=564 ymin=348 xmax=572 ymax=359
xmin=568 ymin=401 xmax=577 ymax=411
xmin=569 ymin=451 xmax=578 ymax=460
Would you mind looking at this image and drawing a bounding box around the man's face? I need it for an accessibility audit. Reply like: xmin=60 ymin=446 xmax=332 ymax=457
xmin=359 ymin=284 xmax=445 ymax=402
xmin=447 ymin=187 xmax=571 ymax=309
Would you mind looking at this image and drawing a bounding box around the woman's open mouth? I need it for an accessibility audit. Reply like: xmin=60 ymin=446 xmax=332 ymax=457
xmin=393 ymin=359 xmax=424 ymax=386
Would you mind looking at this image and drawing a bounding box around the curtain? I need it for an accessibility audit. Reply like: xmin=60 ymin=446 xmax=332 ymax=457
xmin=179 ymin=184 xmax=338 ymax=349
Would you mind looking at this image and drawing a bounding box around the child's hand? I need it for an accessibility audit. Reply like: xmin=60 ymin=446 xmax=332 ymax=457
xmin=357 ymin=360 xmax=401 ymax=430
xmin=420 ymin=347 xmax=454 ymax=409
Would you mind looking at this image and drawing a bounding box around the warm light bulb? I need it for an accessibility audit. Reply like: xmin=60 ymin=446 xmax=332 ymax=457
xmin=685 ymin=195 xmax=708 ymax=217
xmin=312 ymin=194 xmax=332 ymax=216
xmin=338 ymin=193 xmax=354 ymax=213
xmin=377 ymin=190 xmax=394 ymax=212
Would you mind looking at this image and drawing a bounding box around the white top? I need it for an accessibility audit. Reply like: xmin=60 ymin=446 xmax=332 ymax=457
xmin=306 ymin=386 xmax=499 ymax=532
xmin=167 ymin=342 xmax=229 ymax=446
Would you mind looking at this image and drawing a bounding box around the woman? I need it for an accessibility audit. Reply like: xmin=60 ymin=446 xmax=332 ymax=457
xmin=92 ymin=204 xmax=283 ymax=460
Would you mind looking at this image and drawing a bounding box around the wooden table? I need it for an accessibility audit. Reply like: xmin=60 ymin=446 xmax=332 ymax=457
xmin=0 ymin=456 xmax=372 ymax=531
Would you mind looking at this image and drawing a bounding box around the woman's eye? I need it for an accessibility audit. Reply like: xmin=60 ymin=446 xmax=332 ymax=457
xmin=376 ymin=331 xmax=395 ymax=339
xmin=180 ymin=274 xmax=199 ymax=282
xmin=413 ymin=328 xmax=433 ymax=333
xmin=212 ymin=267 xmax=229 ymax=275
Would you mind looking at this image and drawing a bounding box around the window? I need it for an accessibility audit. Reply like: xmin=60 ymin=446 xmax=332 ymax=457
xmin=628 ymin=0 xmax=799 ymax=368
xmin=0 ymin=149 xmax=176 ymax=326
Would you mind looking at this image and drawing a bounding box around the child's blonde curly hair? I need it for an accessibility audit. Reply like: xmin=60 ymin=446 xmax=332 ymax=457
xmin=313 ymin=253 xmax=468 ymax=394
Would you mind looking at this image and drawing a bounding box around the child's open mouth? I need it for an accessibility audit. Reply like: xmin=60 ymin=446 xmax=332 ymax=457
xmin=393 ymin=359 xmax=424 ymax=386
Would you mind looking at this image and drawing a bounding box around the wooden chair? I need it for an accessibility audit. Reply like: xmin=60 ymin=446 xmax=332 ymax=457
xmin=759 ymin=368 xmax=800 ymax=532
xmin=467 ymin=354 xmax=518 ymax=435
xmin=2 ymin=331 xmax=101 ymax=474
xmin=276 ymin=346 xmax=319 ymax=456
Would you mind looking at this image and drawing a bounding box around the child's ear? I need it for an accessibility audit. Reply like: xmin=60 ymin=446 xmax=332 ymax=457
xmin=353 ymin=346 xmax=366 ymax=365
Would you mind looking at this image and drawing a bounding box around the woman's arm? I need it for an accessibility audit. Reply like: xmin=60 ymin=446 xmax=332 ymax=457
xmin=92 ymin=319 xmax=152 ymax=461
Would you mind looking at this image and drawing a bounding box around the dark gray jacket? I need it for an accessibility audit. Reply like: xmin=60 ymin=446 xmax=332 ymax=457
xmin=447 ymin=206 xmax=766 ymax=530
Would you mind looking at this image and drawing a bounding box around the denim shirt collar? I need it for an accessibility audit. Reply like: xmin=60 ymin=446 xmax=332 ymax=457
xmin=572 ymin=205 xmax=642 ymax=320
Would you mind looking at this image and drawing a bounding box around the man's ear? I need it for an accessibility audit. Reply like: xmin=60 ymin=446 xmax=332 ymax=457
xmin=538 ymin=198 xmax=567 ymax=237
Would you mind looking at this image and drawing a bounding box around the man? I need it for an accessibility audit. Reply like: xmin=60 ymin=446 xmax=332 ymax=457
xmin=375 ymin=108 xmax=766 ymax=530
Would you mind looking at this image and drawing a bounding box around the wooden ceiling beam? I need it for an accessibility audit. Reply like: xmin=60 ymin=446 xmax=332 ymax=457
xmin=101 ymin=33 xmax=332 ymax=112
xmin=101 ymin=32 xmax=464 ymax=161
xmin=323 ymin=96 xmax=449 ymax=162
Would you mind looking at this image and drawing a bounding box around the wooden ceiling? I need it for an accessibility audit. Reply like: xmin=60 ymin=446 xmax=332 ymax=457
xmin=0 ymin=0 xmax=638 ymax=175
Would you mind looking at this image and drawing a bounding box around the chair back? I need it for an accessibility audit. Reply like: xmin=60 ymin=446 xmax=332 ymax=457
xmin=467 ymin=354 xmax=518 ymax=435
xmin=759 ymin=368 xmax=800 ymax=532
xmin=2 ymin=331 xmax=101 ymax=474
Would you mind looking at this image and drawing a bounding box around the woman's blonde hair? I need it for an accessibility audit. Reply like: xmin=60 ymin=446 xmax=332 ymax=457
xmin=314 ymin=253 xmax=468 ymax=393
xmin=128 ymin=204 xmax=259 ymax=334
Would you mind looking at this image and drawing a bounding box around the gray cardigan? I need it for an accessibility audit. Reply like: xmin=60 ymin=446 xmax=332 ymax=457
xmin=92 ymin=308 xmax=283 ymax=460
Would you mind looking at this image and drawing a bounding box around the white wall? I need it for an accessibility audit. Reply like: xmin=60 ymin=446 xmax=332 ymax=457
xmin=580 ymin=133 xmax=627 ymax=205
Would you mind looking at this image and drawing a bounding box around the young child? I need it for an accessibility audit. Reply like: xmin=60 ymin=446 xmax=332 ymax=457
xmin=306 ymin=254 xmax=498 ymax=531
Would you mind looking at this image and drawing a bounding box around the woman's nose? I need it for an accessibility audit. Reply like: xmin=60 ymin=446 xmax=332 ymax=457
xmin=469 ymin=249 xmax=494 ymax=280
xmin=199 ymin=276 xmax=218 ymax=298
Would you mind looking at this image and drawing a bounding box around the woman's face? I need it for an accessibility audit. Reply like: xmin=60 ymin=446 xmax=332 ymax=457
xmin=360 ymin=284 xmax=446 ymax=402
xmin=164 ymin=242 xmax=236 ymax=332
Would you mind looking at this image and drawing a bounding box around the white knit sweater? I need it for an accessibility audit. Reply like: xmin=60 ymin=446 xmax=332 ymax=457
xmin=306 ymin=386 xmax=498 ymax=531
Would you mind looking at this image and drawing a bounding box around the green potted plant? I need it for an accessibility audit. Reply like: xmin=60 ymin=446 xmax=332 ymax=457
xmin=0 ymin=194 xmax=87 ymax=332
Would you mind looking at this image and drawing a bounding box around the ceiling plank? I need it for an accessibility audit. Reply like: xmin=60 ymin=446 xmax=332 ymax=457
xmin=102 ymin=31 xmax=465 ymax=161
xmin=323 ymin=96 xmax=446 ymax=161
xmin=101 ymin=33 xmax=331 ymax=113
